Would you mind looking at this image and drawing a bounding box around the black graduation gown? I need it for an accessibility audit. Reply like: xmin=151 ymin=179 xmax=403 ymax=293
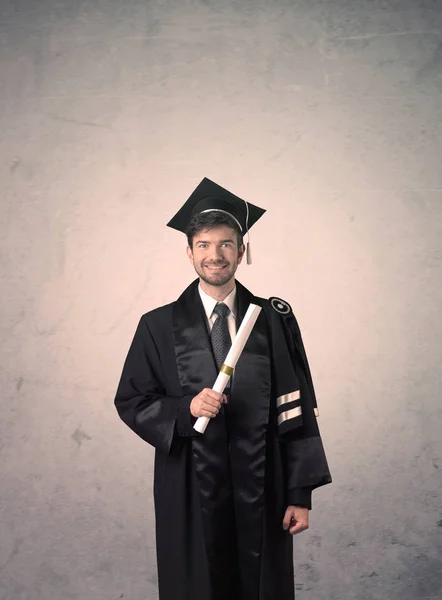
xmin=114 ymin=278 xmax=331 ymax=600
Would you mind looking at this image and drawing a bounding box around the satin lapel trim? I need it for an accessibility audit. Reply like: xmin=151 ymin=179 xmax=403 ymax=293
xmin=172 ymin=279 xmax=219 ymax=395
xmin=232 ymin=279 xmax=271 ymax=405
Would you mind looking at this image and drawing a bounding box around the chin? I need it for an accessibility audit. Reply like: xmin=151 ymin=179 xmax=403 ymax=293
xmin=200 ymin=270 xmax=235 ymax=287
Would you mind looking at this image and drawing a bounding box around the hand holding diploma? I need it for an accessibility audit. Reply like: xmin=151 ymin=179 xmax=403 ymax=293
xmin=193 ymin=303 xmax=262 ymax=434
xmin=190 ymin=389 xmax=228 ymax=419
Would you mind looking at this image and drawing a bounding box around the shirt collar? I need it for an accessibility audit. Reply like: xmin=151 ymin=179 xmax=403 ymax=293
xmin=198 ymin=283 xmax=237 ymax=319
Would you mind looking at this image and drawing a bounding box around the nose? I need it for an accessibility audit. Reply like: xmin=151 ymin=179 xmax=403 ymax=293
xmin=208 ymin=246 xmax=225 ymax=261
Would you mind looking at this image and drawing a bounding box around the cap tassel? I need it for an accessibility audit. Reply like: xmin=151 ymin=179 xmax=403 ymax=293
xmin=245 ymin=199 xmax=252 ymax=265
xmin=246 ymin=237 xmax=252 ymax=265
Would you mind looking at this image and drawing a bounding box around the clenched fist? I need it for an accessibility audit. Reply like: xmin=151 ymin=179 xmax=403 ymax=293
xmin=282 ymin=506 xmax=309 ymax=536
xmin=190 ymin=388 xmax=228 ymax=419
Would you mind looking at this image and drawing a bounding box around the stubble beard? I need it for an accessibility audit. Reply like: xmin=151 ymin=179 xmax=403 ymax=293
xmin=196 ymin=261 xmax=237 ymax=288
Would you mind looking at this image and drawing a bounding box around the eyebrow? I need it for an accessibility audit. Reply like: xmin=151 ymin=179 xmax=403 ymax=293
xmin=196 ymin=239 xmax=235 ymax=244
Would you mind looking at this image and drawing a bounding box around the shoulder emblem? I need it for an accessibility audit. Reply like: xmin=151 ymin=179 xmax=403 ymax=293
xmin=269 ymin=296 xmax=292 ymax=315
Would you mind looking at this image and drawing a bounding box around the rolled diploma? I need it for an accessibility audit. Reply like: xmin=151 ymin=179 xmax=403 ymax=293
xmin=193 ymin=303 xmax=262 ymax=434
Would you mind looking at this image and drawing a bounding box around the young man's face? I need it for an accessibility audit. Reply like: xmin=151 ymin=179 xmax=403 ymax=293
xmin=186 ymin=225 xmax=245 ymax=288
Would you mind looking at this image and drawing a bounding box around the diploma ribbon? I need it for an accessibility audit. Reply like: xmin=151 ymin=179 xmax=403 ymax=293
xmin=220 ymin=364 xmax=234 ymax=376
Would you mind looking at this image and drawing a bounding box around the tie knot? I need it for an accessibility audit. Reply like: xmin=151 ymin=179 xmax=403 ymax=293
xmin=213 ymin=302 xmax=230 ymax=318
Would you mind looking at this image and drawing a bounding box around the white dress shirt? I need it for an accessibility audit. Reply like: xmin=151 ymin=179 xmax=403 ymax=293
xmin=198 ymin=284 xmax=237 ymax=342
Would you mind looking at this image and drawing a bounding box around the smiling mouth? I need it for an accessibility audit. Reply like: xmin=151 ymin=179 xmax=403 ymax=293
xmin=205 ymin=264 xmax=227 ymax=271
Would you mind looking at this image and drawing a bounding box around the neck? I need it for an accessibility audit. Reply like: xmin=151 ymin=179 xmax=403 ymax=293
xmin=199 ymin=278 xmax=235 ymax=301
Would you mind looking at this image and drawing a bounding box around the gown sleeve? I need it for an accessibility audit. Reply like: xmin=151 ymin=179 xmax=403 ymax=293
xmin=114 ymin=314 xmax=198 ymax=455
xmin=280 ymin=311 xmax=332 ymax=510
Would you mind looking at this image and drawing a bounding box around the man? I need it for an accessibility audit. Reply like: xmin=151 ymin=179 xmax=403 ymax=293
xmin=114 ymin=178 xmax=332 ymax=600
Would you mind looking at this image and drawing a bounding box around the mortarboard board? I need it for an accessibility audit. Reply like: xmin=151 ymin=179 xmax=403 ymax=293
xmin=166 ymin=177 xmax=266 ymax=264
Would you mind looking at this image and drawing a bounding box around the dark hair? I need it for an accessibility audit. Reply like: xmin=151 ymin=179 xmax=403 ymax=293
xmin=186 ymin=211 xmax=244 ymax=249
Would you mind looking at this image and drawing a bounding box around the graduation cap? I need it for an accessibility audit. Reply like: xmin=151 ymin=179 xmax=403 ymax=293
xmin=166 ymin=177 xmax=266 ymax=265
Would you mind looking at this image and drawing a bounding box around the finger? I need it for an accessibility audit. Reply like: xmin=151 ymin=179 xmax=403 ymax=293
xmin=202 ymin=409 xmax=218 ymax=418
xmin=282 ymin=509 xmax=295 ymax=531
xmin=204 ymin=398 xmax=222 ymax=409
xmin=202 ymin=407 xmax=219 ymax=417
xmin=222 ymin=394 xmax=228 ymax=403
xmin=289 ymin=521 xmax=309 ymax=536
xmin=205 ymin=389 xmax=223 ymax=402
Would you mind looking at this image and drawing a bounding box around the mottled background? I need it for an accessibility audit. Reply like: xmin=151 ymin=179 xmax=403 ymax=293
xmin=1 ymin=0 xmax=441 ymax=599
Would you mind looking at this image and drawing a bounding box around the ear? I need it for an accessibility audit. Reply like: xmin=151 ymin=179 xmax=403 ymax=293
xmin=237 ymin=243 xmax=246 ymax=264
xmin=186 ymin=245 xmax=194 ymax=264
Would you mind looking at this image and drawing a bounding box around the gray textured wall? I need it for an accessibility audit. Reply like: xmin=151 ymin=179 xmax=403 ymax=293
xmin=1 ymin=1 xmax=441 ymax=599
